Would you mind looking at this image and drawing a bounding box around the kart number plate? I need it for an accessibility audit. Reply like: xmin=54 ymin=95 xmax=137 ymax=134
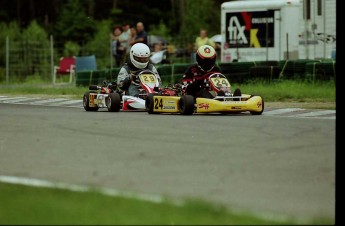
xmin=139 ymin=74 xmax=157 ymax=85
xmin=153 ymin=97 xmax=178 ymax=112
xmin=210 ymin=77 xmax=230 ymax=88
xmin=89 ymin=93 xmax=97 ymax=107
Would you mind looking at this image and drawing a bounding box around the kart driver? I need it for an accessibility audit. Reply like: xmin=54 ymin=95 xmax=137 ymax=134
xmin=181 ymin=44 xmax=241 ymax=99
xmin=117 ymin=43 xmax=162 ymax=96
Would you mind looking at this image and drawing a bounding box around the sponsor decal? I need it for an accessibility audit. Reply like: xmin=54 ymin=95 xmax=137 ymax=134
xmin=165 ymin=101 xmax=175 ymax=104
xmin=231 ymin=106 xmax=242 ymax=110
xmin=198 ymin=103 xmax=210 ymax=110
xmin=163 ymin=106 xmax=176 ymax=110
xmin=89 ymin=94 xmax=96 ymax=106
xmin=226 ymin=10 xmax=275 ymax=48
xmin=257 ymin=101 xmax=262 ymax=108
xmin=204 ymin=47 xmax=211 ymax=53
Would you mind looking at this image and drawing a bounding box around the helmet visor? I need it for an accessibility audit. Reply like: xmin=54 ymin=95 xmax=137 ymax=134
xmin=134 ymin=55 xmax=149 ymax=63
xmin=198 ymin=58 xmax=215 ymax=71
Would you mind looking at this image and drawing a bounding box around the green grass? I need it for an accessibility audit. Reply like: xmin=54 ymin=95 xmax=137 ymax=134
xmin=0 ymin=182 xmax=333 ymax=225
xmin=233 ymin=79 xmax=336 ymax=102
xmin=0 ymin=84 xmax=86 ymax=99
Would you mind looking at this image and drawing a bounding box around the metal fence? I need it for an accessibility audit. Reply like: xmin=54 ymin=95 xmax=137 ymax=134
xmin=1 ymin=35 xmax=194 ymax=84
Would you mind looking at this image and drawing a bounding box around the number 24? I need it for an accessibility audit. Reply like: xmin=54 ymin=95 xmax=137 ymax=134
xmin=154 ymin=98 xmax=163 ymax=109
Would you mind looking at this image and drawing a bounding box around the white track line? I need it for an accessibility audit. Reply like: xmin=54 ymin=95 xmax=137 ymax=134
xmin=0 ymin=175 xmax=165 ymax=204
xmin=0 ymin=96 xmax=28 ymax=101
xmin=0 ymin=97 xmax=36 ymax=103
xmin=263 ymin=108 xmax=305 ymax=115
xmin=55 ymin=100 xmax=83 ymax=105
xmin=27 ymin=98 xmax=68 ymax=105
xmin=292 ymin=110 xmax=336 ymax=117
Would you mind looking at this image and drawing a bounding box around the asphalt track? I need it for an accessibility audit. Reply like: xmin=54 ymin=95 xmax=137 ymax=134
xmin=0 ymin=103 xmax=335 ymax=222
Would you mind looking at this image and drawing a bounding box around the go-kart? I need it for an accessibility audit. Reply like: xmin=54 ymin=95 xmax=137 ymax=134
xmin=83 ymin=70 xmax=194 ymax=113
xmin=145 ymin=73 xmax=264 ymax=115
xmin=83 ymin=80 xmax=121 ymax=112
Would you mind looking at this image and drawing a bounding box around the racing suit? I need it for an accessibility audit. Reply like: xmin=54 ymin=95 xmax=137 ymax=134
xmin=117 ymin=61 xmax=161 ymax=96
xmin=181 ymin=65 xmax=222 ymax=99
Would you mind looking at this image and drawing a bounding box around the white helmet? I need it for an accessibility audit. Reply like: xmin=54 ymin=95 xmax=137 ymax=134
xmin=130 ymin=43 xmax=150 ymax=69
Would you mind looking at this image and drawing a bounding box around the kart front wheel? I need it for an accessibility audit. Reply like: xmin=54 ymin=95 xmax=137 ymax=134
xmin=83 ymin=92 xmax=99 ymax=111
xmin=107 ymin=93 xmax=121 ymax=112
xmin=179 ymin=95 xmax=195 ymax=115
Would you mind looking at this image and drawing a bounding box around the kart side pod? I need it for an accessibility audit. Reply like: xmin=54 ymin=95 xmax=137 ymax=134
xmin=145 ymin=94 xmax=195 ymax=115
xmin=195 ymin=95 xmax=264 ymax=115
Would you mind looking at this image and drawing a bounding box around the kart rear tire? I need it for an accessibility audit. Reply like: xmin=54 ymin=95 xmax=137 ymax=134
xmin=250 ymin=96 xmax=264 ymax=115
xmin=83 ymin=91 xmax=99 ymax=111
xmin=107 ymin=93 xmax=121 ymax=112
xmin=233 ymin=88 xmax=242 ymax=101
xmin=146 ymin=93 xmax=158 ymax=114
xmin=179 ymin=95 xmax=195 ymax=115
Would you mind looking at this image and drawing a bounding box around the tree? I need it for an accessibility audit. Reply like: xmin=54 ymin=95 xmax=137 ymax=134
xmin=179 ymin=0 xmax=221 ymax=43
xmin=22 ymin=20 xmax=51 ymax=76
xmin=54 ymin=0 xmax=96 ymax=48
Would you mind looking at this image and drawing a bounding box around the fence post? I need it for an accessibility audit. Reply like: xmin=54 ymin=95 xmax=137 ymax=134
xmin=110 ymin=35 xmax=113 ymax=70
xmin=6 ymin=36 xmax=9 ymax=84
xmin=50 ymin=35 xmax=55 ymax=84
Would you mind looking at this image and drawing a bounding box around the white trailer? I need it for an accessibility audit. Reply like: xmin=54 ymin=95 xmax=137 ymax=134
xmin=220 ymin=0 xmax=336 ymax=62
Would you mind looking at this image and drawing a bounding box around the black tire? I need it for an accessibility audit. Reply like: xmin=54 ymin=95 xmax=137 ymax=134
xmin=233 ymin=88 xmax=242 ymax=101
xmin=179 ymin=95 xmax=195 ymax=115
xmin=107 ymin=93 xmax=121 ymax=112
xmin=146 ymin=93 xmax=157 ymax=114
xmin=250 ymin=96 xmax=264 ymax=115
xmin=83 ymin=91 xmax=99 ymax=111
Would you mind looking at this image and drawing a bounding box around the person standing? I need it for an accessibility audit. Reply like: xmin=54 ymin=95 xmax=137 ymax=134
xmin=192 ymin=29 xmax=216 ymax=63
xmin=111 ymin=26 xmax=125 ymax=67
xmin=119 ymin=23 xmax=132 ymax=63
xmin=194 ymin=29 xmax=216 ymax=50
xmin=130 ymin=22 xmax=148 ymax=46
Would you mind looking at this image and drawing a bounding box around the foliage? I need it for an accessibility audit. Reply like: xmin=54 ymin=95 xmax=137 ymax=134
xmin=21 ymin=20 xmax=51 ymax=79
xmin=63 ymin=41 xmax=81 ymax=57
xmin=0 ymin=21 xmax=21 ymax=64
xmin=54 ymin=0 xmax=96 ymax=47
xmin=179 ymin=0 xmax=219 ymax=43
xmin=0 ymin=21 xmax=21 ymax=81
xmin=0 ymin=21 xmax=51 ymax=81
xmin=148 ymin=20 xmax=171 ymax=38
xmin=83 ymin=20 xmax=113 ymax=69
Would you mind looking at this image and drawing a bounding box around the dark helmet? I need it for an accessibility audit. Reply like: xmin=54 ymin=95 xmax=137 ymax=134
xmin=196 ymin=45 xmax=216 ymax=72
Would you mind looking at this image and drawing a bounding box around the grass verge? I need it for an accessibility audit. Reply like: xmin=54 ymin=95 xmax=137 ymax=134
xmin=0 ymin=182 xmax=333 ymax=225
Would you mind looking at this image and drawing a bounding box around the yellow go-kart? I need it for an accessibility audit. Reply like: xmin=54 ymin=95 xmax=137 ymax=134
xmin=145 ymin=73 xmax=264 ymax=115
